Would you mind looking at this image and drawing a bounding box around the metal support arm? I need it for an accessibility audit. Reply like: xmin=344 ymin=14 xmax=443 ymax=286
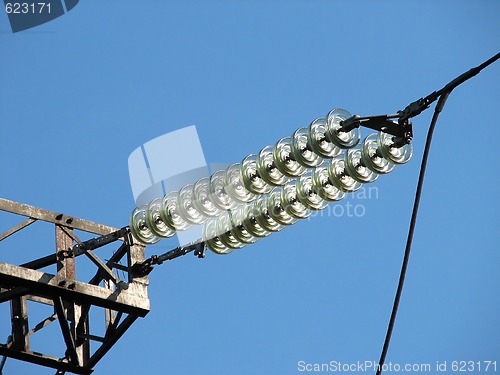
xmin=132 ymin=241 xmax=205 ymax=276
xmin=340 ymin=114 xmax=413 ymax=146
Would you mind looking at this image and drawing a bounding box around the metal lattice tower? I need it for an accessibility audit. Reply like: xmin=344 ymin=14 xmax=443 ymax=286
xmin=0 ymin=198 xmax=150 ymax=374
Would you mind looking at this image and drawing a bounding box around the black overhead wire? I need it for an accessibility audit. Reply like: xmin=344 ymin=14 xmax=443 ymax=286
xmin=376 ymin=93 xmax=446 ymax=375
xmin=376 ymin=51 xmax=500 ymax=375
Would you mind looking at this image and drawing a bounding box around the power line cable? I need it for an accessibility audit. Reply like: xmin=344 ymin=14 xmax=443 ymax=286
xmin=376 ymin=51 xmax=500 ymax=375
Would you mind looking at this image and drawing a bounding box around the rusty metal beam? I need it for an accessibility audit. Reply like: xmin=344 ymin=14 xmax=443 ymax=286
xmin=0 ymin=287 xmax=30 ymax=303
xmin=57 ymin=225 xmax=76 ymax=280
xmin=27 ymin=295 xmax=54 ymax=305
xmin=29 ymin=313 xmax=57 ymax=335
xmin=78 ymin=333 xmax=105 ymax=343
xmin=0 ymin=218 xmax=36 ymax=242
xmin=75 ymin=241 xmax=131 ymax=344
xmin=75 ymin=305 xmax=91 ymax=342
xmin=83 ymin=250 xmax=118 ymax=284
xmin=0 ymin=336 xmax=11 ymax=373
xmin=0 ymin=262 xmax=150 ymax=316
xmin=20 ymin=254 xmax=58 ymax=270
xmin=53 ymin=297 xmax=79 ymax=364
xmin=76 ymin=308 xmax=90 ymax=366
xmin=20 ymin=227 xmax=129 ymax=272
xmin=0 ymin=345 xmax=93 ymax=375
xmin=104 ymin=310 xmax=123 ymax=340
xmin=0 ymin=198 xmax=118 ymax=236
xmin=10 ymin=297 xmax=29 ymax=352
xmin=89 ymin=242 xmax=128 ymax=285
xmin=87 ymin=314 xmax=138 ymax=369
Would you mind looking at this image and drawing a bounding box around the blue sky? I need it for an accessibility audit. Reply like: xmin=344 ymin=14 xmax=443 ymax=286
xmin=0 ymin=1 xmax=499 ymax=374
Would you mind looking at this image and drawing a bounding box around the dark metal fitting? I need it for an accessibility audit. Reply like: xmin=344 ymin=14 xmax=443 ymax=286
xmin=194 ymin=243 xmax=206 ymax=258
xmin=151 ymin=255 xmax=162 ymax=265
xmin=339 ymin=115 xmax=361 ymax=132
xmin=57 ymin=249 xmax=74 ymax=260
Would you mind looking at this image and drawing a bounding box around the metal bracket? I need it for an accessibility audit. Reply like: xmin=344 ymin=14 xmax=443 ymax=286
xmin=340 ymin=114 xmax=413 ymax=147
xmin=194 ymin=243 xmax=206 ymax=259
xmin=132 ymin=241 xmax=206 ymax=276
xmin=58 ymin=227 xmax=130 ymax=259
